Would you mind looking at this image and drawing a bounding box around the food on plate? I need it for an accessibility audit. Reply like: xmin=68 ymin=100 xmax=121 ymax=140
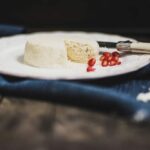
xmin=87 ymin=66 xmax=96 ymax=72
xmin=24 ymin=38 xmax=68 ymax=67
xmin=64 ymin=40 xmax=98 ymax=63
xmin=86 ymin=51 xmax=122 ymax=72
xmin=24 ymin=34 xmax=99 ymax=67
xmin=87 ymin=58 xmax=96 ymax=72
xmin=23 ymin=33 xmax=121 ymax=71
xmin=88 ymin=58 xmax=96 ymax=66
xmin=99 ymin=51 xmax=121 ymax=67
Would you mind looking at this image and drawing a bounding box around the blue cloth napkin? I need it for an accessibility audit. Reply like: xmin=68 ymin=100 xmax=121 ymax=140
xmin=0 ymin=25 xmax=150 ymax=122
xmin=1 ymin=65 xmax=150 ymax=122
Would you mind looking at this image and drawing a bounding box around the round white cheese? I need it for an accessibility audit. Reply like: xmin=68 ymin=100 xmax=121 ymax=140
xmin=24 ymin=36 xmax=68 ymax=68
xmin=24 ymin=33 xmax=99 ymax=67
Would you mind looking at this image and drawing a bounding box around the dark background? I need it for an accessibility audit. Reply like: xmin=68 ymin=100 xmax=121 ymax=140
xmin=0 ymin=0 xmax=150 ymax=35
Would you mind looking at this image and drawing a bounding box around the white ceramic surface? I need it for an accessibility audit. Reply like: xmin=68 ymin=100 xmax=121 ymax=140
xmin=0 ymin=31 xmax=150 ymax=80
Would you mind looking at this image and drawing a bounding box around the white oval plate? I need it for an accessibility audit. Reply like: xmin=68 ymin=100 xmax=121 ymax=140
xmin=0 ymin=31 xmax=150 ymax=80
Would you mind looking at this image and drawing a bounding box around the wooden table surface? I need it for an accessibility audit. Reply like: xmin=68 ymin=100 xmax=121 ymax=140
xmin=0 ymin=32 xmax=150 ymax=150
xmin=0 ymin=96 xmax=149 ymax=150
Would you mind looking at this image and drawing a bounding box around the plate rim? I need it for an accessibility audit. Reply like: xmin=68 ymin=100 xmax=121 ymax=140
xmin=0 ymin=31 xmax=150 ymax=80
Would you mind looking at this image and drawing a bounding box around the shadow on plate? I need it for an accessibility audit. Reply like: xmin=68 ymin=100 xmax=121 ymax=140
xmin=17 ymin=55 xmax=24 ymax=65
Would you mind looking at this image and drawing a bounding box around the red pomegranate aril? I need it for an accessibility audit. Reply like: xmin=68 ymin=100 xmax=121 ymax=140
xmin=88 ymin=58 xmax=96 ymax=66
xmin=117 ymin=61 xmax=122 ymax=65
xmin=87 ymin=66 xmax=96 ymax=72
xmin=103 ymin=52 xmax=111 ymax=58
xmin=99 ymin=55 xmax=105 ymax=61
xmin=112 ymin=51 xmax=120 ymax=57
xmin=102 ymin=60 xmax=108 ymax=67
xmin=107 ymin=55 xmax=113 ymax=61
xmin=112 ymin=56 xmax=119 ymax=62
xmin=108 ymin=61 xmax=111 ymax=66
xmin=109 ymin=60 xmax=117 ymax=66
xmin=99 ymin=51 xmax=122 ymax=67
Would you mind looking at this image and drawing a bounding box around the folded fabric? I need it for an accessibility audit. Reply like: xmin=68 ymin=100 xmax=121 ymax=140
xmin=0 ymin=63 xmax=150 ymax=122
xmin=0 ymin=24 xmax=150 ymax=123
